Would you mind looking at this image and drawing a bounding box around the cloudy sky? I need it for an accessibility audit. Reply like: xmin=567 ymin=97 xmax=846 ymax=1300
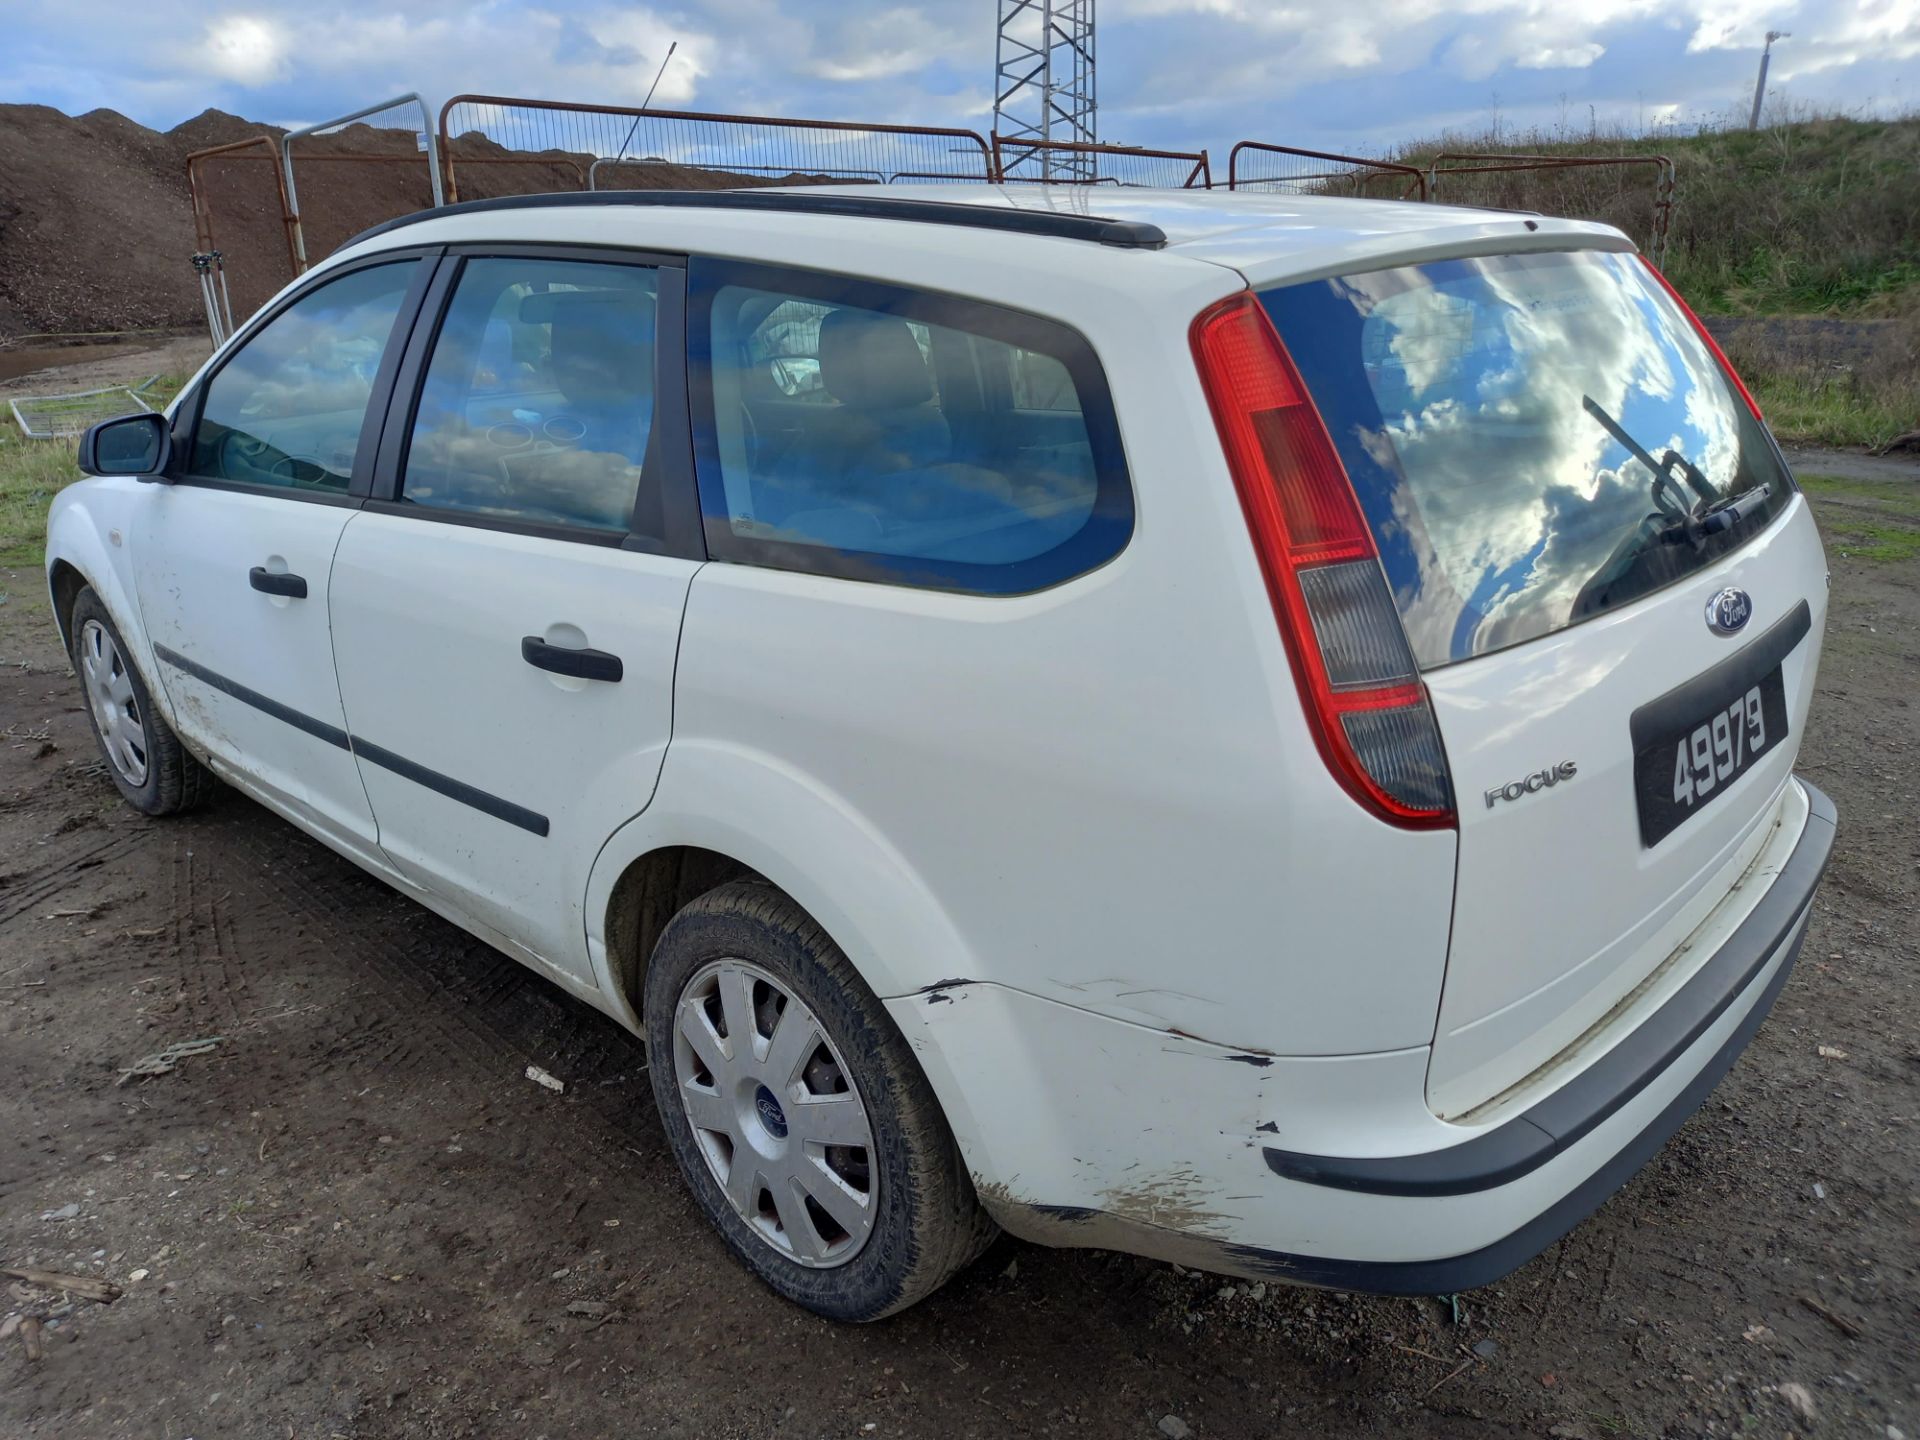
xmin=4 ymin=0 xmax=1915 ymax=153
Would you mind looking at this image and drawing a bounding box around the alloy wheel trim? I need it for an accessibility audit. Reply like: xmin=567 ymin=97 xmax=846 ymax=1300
xmin=670 ymin=956 xmax=879 ymax=1269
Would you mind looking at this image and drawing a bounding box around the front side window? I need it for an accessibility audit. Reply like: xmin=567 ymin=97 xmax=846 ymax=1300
xmin=689 ymin=259 xmax=1132 ymax=594
xmin=189 ymin=260 xmax=419 ymax=492
xmin=401 ymin=256 xmax=661 ymax=535
xmin=1261 ymin=249 xmax=1793 ymax=667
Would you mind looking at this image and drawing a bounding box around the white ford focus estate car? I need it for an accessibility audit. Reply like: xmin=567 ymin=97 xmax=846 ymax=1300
xmin=49 ymin=186 xmax=1834 ymax=1321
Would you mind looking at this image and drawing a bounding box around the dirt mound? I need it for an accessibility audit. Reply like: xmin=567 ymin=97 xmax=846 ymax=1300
xmin=0 ymin=103 xmax=837 ymax=341
xmin=0 ymin=105 xmax=204 ymax=336
xmin=168 ymin=106 xmax=280 ymax=153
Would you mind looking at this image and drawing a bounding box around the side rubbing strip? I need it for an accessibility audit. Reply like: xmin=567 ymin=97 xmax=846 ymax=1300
xmin=154 ymin=644 xmax=349 ymax=749
xmin=152 ymin=644 xmax=549 ymax=838
xmin=350 ymin=738 xmax=551 ymax=837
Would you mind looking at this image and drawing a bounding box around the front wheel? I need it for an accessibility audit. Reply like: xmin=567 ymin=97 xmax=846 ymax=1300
xmin=644 ymin=881 xmax=995 ymax=1321
xmin=69 ymin=586 xmax=214 ymax=816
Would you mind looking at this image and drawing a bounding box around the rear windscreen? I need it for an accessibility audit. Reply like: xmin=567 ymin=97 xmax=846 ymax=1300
xmin=1261 ymin=250 xmax=1793 ymax=668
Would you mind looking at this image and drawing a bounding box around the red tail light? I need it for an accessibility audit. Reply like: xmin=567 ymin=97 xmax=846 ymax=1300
xmin=1639 ymin=255 xmax=1765 ymax=422
xmin=1191 ymin=292 xmax=1455 ymax=830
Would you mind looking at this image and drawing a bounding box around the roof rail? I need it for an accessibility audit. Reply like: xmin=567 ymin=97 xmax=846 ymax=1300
xmin=339 ymin=188 xmax=1169 ymax=253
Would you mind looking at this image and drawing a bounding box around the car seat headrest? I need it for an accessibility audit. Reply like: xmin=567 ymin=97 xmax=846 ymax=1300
xmin=818 ymin=309 xmax=934 ymax=410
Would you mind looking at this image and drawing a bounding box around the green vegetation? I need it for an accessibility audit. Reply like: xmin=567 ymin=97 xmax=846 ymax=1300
xmin=0 ymin=433 xmax=83 ymax=567
xmin=0 ymin=376 xmax=185 ymax=566
xmin=1395 ymin=113 xmax=1920 ymax=317
xmin=1795 ymin=473 xmax=1920 ymax=562
xmin=1743 ymin=365 xmax=1917 ymax=450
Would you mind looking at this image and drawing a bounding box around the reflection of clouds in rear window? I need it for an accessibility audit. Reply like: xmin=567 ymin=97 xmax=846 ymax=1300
xmin=1264 ymin=250 xmax=1788 ymax=666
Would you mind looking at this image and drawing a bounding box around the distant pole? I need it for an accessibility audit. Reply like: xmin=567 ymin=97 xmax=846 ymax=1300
xmin=1748 ymin=30 xmax=1788 ymax=130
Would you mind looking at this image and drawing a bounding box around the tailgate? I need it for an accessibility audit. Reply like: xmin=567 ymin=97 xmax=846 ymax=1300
xmin=1259 ymin=245 xmax=1825 ymax=1115
xmin=1422 ymin=504 xmax=1825 ymax=1113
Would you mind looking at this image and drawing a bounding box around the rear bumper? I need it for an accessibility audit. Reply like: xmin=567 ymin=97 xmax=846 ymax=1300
xmin=895 ymin=777 xmax=1834 ymax=1293
xmin=1263 ymin=776 xmax=1835 ymax=1204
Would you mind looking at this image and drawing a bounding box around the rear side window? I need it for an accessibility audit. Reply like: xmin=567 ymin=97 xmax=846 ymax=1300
xmin=688 ymin=258 xmax=1132 ymax=594
xmin=189 ymin=260 xmax=419 ymax=492
xmin=1261 ymin=250 xmax=1793 ymax=667
xmin=401 ymin=256 xmax=660 ymax=535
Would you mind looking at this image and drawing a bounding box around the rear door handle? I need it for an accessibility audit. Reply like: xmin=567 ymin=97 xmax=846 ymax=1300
xmin=521 ymin=636 xmax=623 ymax=683
xmin=249 ymin=566 xmax=308 ymax=599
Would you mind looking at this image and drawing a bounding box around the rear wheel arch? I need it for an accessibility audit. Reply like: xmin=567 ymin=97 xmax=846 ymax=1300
xmin=602 ymin=845 xmax=766 ymax=1022
xmin=588 ymin=753 xmax=982 ymax=1015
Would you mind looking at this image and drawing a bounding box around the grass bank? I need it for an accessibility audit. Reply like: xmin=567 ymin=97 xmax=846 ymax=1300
xmin=1395 ymin=113 xmax=1920 ymax=318
xmin=0 ymin=377 xmax=184 ymax=567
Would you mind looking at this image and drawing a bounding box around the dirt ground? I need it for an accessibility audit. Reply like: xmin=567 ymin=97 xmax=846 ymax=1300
xmin=1 ymin=465 xmax=1916 ymax=1439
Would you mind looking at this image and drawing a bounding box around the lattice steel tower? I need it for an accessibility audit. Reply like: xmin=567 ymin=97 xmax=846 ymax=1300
xmin=993 ymin=0 xmax=1097 ymax=181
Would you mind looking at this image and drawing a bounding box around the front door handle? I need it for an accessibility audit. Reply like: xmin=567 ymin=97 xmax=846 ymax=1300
xmin=249 ymin=566 xmax=308 ymax=599
xmin=521 ymin=636 xmax=623 ymax=683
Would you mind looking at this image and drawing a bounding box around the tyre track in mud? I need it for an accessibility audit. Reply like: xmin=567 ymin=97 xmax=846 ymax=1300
xmin=0 ymin=829 xmax=136 ymax=927
xmin=136 ymin=792 xmax=664 ymax=1175
xmin=2 ymin=716 xmax=662 ymax=1216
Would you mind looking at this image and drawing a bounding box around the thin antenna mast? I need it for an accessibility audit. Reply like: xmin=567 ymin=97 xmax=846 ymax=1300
xmin=611 ymin=41 xmax=679 ymax=168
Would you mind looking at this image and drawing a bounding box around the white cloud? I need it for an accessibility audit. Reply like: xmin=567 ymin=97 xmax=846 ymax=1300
xmin=1516 ymin=42 xmax=1606 ymax=69
xmin=1 ymin=0 xmax=1914 ymax=156
xmin=198 ymin=15 xmax=292 ymax=87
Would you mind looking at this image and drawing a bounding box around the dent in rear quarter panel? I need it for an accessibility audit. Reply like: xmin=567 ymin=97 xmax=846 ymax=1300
xmin=43 ymin=478 xmax=178 ymax=729
xmin=657 ymin=270 xmax=1459 ymax=1060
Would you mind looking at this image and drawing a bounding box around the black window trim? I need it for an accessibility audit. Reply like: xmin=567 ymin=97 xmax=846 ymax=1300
xmin=171 ymin=247 xmax=444 ymax=507
xmin=366 ymin=243 xmax=705 ymax=560
xmin=686 ymin=255 xmax=1134 ymax=598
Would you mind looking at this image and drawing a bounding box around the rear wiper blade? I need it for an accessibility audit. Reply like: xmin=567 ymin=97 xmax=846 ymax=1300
xmin=1581 ymin=395 xmax=1714 ymax=519
xmin=1581 ymin=394 xmax=1772 ymax=545
xmin=1691 ymin=480 xmax=1775 ymax=534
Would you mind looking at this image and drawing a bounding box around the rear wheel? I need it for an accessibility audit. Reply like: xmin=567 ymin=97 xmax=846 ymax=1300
xmin=644 ymin=881 xmax=995 ymax=1320
xmin=69 ymin=586 xmax=214 ymax=816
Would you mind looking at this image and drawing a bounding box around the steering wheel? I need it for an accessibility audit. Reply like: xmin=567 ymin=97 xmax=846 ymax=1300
xmin=269 ymin=453 xmax=329 ymax=485
xmin=218 ymin=429 xmax=295 ymax=483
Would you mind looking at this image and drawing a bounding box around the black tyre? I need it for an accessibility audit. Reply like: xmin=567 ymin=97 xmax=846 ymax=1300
xmin=644 ymin=880 xmax=996 ymax=1321
xmin=68 ymin=586 xmax=215 ymax=816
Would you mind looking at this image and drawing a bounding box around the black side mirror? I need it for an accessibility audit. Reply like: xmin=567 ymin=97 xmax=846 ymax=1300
xmin=78 ymin=411 xmax=173 ymax=481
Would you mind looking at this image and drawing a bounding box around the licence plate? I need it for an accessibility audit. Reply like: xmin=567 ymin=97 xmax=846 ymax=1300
xmin=1632 ymin=665 xmax=1789 ymax=847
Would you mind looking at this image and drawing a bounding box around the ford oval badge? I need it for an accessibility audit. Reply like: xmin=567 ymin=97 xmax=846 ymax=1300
xmin=1705 ymin=586 xmax=1753 ymax=636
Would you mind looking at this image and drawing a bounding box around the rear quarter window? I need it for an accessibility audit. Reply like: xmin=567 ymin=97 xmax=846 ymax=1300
xmin=687 ymin=258 xmax=1133 ymax=595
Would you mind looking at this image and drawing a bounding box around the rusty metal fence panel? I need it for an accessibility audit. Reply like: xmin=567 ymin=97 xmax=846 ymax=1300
xmin=10 ymin=377 xmax=159 ymax=440
xmin=1227 ymin=142 xmax=1427 ymax=200
xmin=992 ymin=135 xmax=1211 ymax=187
xmin=183 ymin=137 xmax=301 ymax=335
xmin=1426 ymin=152 xmax=1676 ymax=267
xmin=438 ymin=96 xmax=994 ymax=201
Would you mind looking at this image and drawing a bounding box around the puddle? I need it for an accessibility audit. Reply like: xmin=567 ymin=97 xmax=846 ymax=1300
xmin=0 ymin=343 xmax=149 ymax=385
